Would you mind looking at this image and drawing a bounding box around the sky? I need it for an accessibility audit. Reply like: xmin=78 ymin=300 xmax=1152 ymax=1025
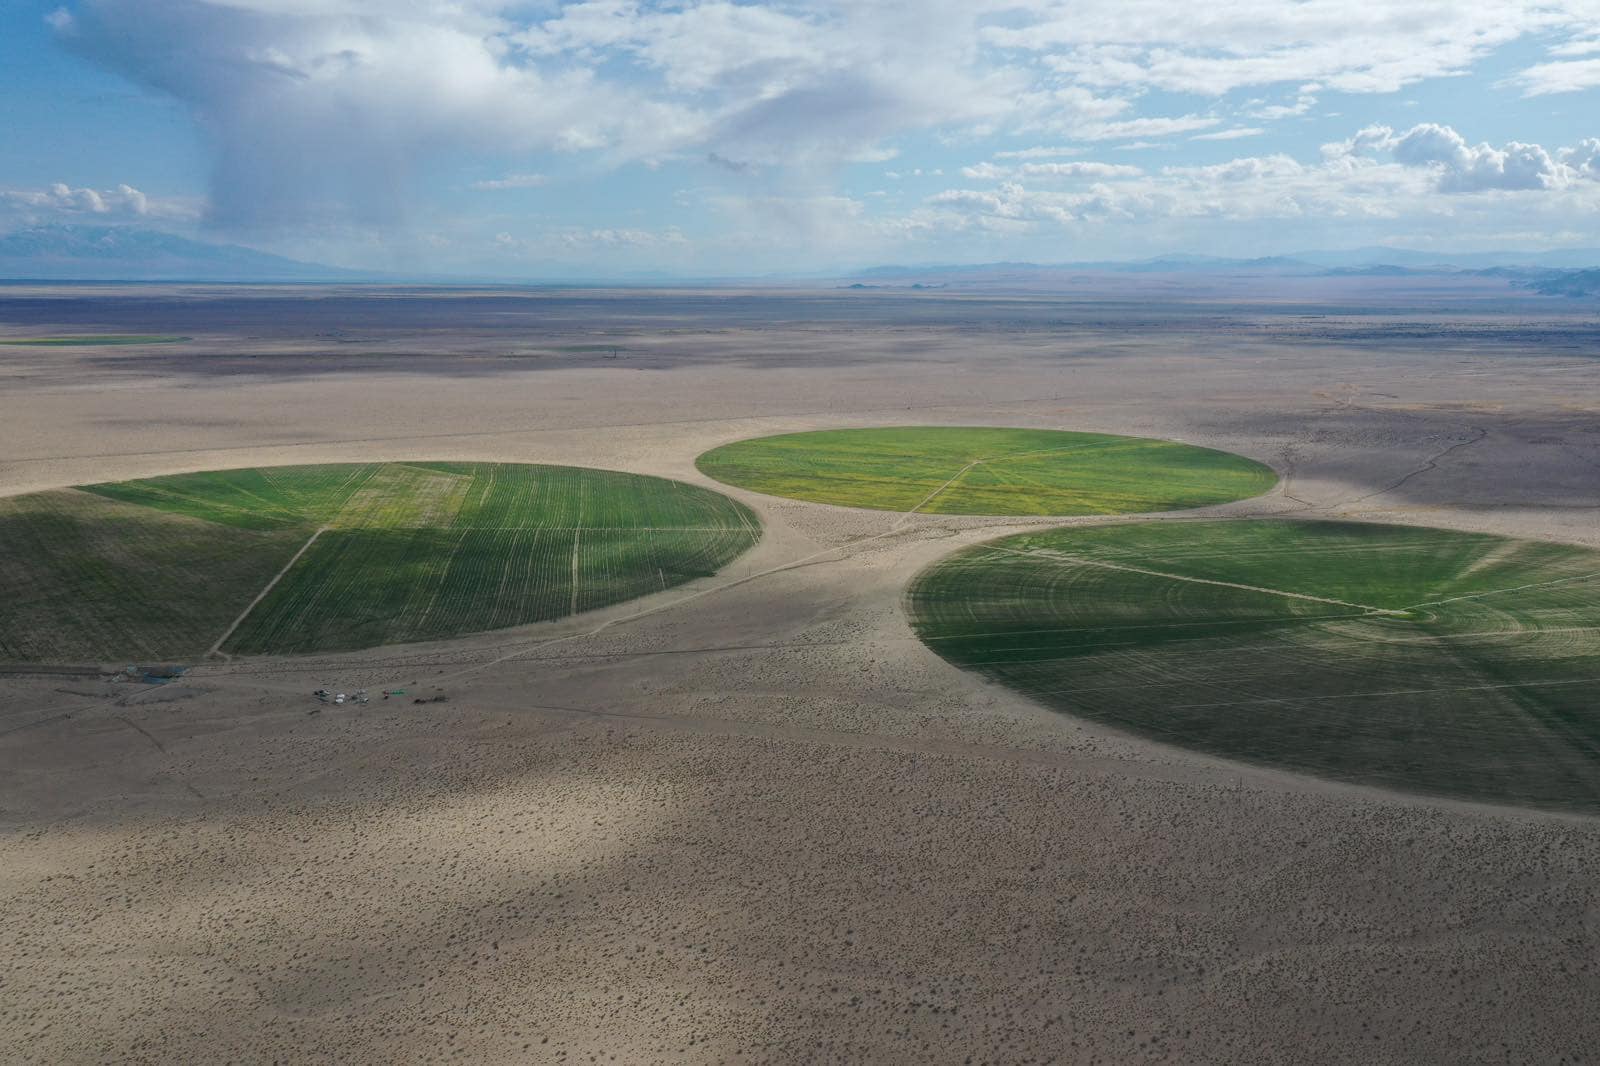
xmin=2 ymin=0 xmax=1600 ymax=277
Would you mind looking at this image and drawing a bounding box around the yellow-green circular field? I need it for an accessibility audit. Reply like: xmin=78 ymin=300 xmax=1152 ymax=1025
xmin=907 ymin=518 xmax=1600 ymax=810
xmin=696 ymin=427 xmax=1276 ymax=516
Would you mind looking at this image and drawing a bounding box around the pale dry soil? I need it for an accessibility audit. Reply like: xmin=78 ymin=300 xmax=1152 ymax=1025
xmin=2 ymin=284 xmax=1600 ymax=1064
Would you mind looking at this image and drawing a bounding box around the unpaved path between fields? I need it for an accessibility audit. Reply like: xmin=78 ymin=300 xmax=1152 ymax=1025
xmin=393 ymin=449 xmax=1270 ymax=691
xmin=405 ymin=520 xmax=924 ymax=688
xmin=206 ymin=525 xmax=330 ymax=658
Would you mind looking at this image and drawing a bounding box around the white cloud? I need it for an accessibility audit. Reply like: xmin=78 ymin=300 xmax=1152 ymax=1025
xmin=556 ymin=227 xmax=688 ymax=250
xmin=923 ymin=122 xmax=1600 ymax=240
xmin=0 ymin=182 xmax=195 ymax=223
xmin=1334 ymin=123 xmax=1594 ymax=192
xmin=493 ymin=225 xmax=688 ymax=255
xmin=929 ymin=183 xmax=1079 ymax=228
xmin=960 ymin=162 xmax=1009 ymax=180
xmin=1549 ymin=36 xmax=1600 ymax=57
xmin=1249 ymin=93 xmax=1318 ymax=120
xmin=1191 ymin=128 xmax=1266 ymax=142
xmin=1562 ymin=139 xmax=1600 ymax=179
xmin=471 ymin=173 xmax=548 ymax=190
xmin=993 ymin=146 xmax=1086 ymax=160
xmin=1074 ymin=115 xmax=1222 ymax=141
xmin=1019 ymin=161 xmax=1144 ymax=178
xmin=517 ymin=0 xmax=1022 ymax=171
xmin=961 ymin=160 xmax=1144 ymax=182
xmin=988 ymin=2 xmax=1600 ymax=95
xmin=54 ymin=1 xmax=701 ymax=230
xmin=1505 ymin=57 xmax=1600 ymax=95
xmin=46 ymin=0 xmax=1600 ymax=249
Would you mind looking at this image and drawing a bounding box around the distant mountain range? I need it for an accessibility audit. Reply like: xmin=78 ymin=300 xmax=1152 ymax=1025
xmin=1288 ymin=246 xmax=1600 ymax=270
xmin=1523 ymin=269 xmax=1600 ymax=297
xmin=849 ymin=248 xmax=1600 ymax=296
xmin=856 ymin=247 xmax=1600 ymax=278
xmin=3 ymin=224 xmax=1599 ymax=294
xmin=0 ymin=225 xmax=363 ymax=281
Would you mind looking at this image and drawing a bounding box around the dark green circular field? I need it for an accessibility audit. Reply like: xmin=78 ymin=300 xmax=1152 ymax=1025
xmin=0 ymin=462 xmax=759 ymax=661
xmin=696 ymin=427 xmax=1276 ymax=516
xmin=907 ymin=519 xmax=1600 ymax=810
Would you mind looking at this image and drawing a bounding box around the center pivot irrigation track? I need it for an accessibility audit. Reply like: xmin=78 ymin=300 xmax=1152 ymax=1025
xmin=207 ymin=525 xmax=330 ymax=658
xmin=983 ymin=544 xmax=1409 ymax=615
xmin=907 ymin=518 xmax=1600 ymax=811
xmin=0 ymin=462 xmax=759 ymax=661
xmin=891 ymin=439 xmax=1135 ymax=525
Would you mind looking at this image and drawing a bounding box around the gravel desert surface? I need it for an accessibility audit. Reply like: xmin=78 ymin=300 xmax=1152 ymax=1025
xmin=2 ymin=280 xmax=1599 ymax=1063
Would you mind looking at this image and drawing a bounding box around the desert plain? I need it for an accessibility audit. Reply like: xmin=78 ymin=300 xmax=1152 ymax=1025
xmin=2 ymin=276 xmax=1599 ymax=1063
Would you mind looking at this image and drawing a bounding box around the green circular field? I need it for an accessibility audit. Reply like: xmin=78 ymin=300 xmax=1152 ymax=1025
xmin=907 ymin=519 xmax=1600 ymax=810
xmin=0 ymin=462 xmax=759 ymax=661
xmin=0 ymin=335 xmax=190 ymax=346
xmin=696 ymin=427 xmax=1276 ymax=516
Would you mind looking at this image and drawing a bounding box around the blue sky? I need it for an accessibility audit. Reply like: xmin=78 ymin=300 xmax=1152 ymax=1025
xmin=3 ymin=1 xmax=1599 ymax=277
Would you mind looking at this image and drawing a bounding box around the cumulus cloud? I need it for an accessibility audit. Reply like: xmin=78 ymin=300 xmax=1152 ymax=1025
xmin=0 ymin=182 xmax=195 ymax=223
xmin=1334 ymin=123 xmax=1597 ymax=192
xmin=923 ymin=122 xmax=1600 ymax=239
xmin=930 ymin=183 xmax=1079 ymax=228
xmin=1562 ymin=139 xmax=1600 ymax=179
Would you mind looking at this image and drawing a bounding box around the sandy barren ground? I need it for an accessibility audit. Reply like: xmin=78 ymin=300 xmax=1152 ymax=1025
xmin=2 ymin=281 xmax=1599 ymax=1063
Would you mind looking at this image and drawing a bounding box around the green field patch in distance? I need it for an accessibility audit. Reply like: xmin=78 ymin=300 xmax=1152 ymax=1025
xmin=1 ymin=462 xmax=759 ymax=662
xmin=0 ymin=335 xmax=191 ymax=345
xmin=696 ymin=426 xmax=1276 ymax=515
xmin=906 ymin=519 xmax=1600 ymax=811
